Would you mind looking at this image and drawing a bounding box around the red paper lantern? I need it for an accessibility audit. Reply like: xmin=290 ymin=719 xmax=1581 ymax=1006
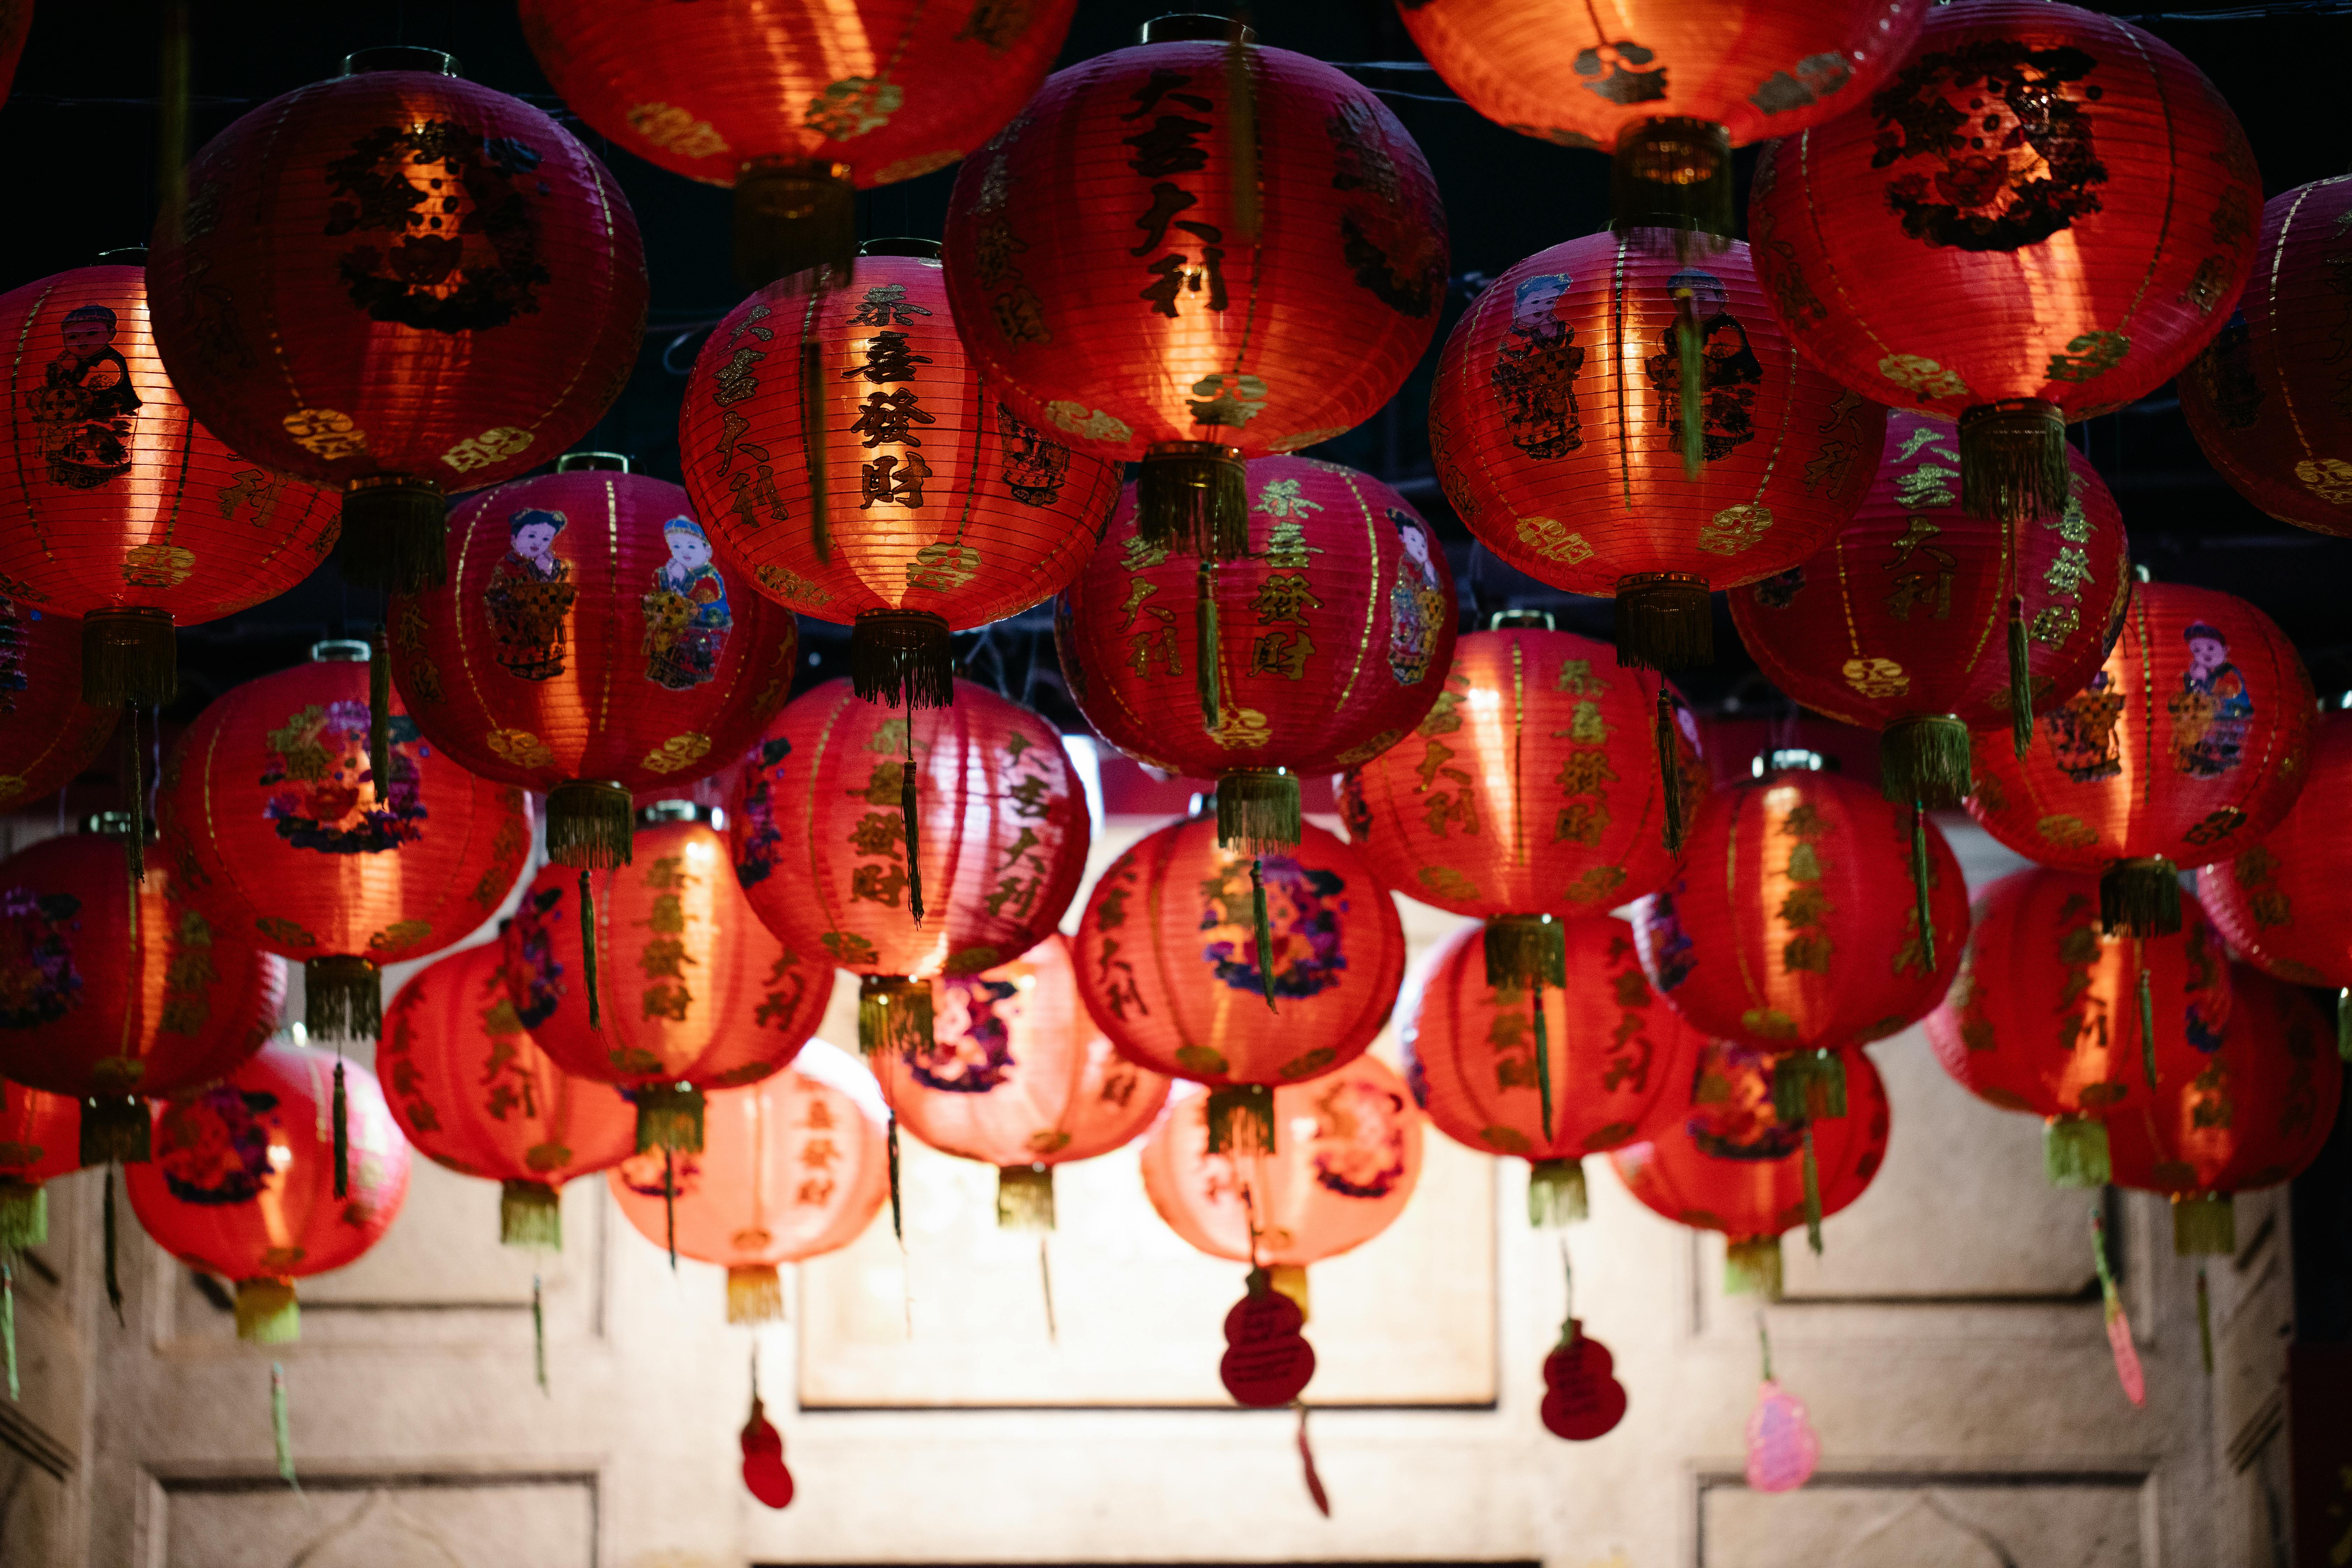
xmin=1728 ymin=410 xmax=2130 ymax=806
xmin=1430 ymin=232 xmax=1886 ymax=668
xmin=2108 ymin=964 xmax=2343 ymax=1254
xmin=0 ymin=821 xmax=285 ymax=1163
xmin=0 ymin=263 xmax=341 ymax=707
xmin=127 ymin=1042 xmax=410 ymax=1341
xmin=520 ymin=0 xmax=1078 ymax=284
xmin=1924 ymin=867 xmax=2233 ymax=1186
xmin=941 ymin=19 xmax=1448 ymax=559
xmin=2180 ymin=178 xmax=2352 ymax=537
xmin=678 ymin=245 xmax=1116 ymax=707
xmin=0 ymin=1084 xmax=79 ymax=1253
xmin=0 ymin=596 xmax=117 ymax=816
xmin=867 ymin=934 xmax=1170 ymax=1228
xmin=1967 ymin=581 xmax=2313 ymax=937
xmin=145 ymin=47 xmax=649 ymax=591
xmin=1399 ymin=914 xmax=1707 ymax=1224
xmin=1610 ymin=1038 xmax=1891 ymax=1296
xmin=506 ymin=806 xmax=829 ymax=1155
xmin=2202 ymin=710 xmax=2352 ymax=1011
xmin=1059 ymin=454 xmax=1456 ymax=863
xmin=1748 ymin=0 xmax=2258 ymax=539
xmin=391 ymin=454 xmax=799 ymax=868
xmin=379 ymin=940 xmax=636 ymax=1248
xmin=1074 ymin=812 xmax=1407 ymax=1147
xmin=155 ymin=644 xmax=535 ymax=1040
xmin=1631 ymin=765 xmax=1967 ymax=1063
xmin=1397 ymin=0 xmax=1925 ymax=236
xmin=608 ymin=1053 xmax=889 ymax=1322
xmin=730 ymin=677 xmax=1089 ymax=1055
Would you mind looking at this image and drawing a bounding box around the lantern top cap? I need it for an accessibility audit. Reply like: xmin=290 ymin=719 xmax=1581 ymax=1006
xmin=556 ymin=451 xmax=631 ymax=473
xmin=1141 ymin=14 xmax=1255 ymax=44
xmin=341 ymin=46 xmax=462 ymax=79
xmin=640 ymin=800 xmax=724 ymax=830
xmin=1749 ymin=749 xmax=1835 ymax=779
xmin=859 ymin=237 xmax=943 ymax=260
xmin=311 ymin=639 xmax=371 ymax=664
xmin=1489 ymin=609 xmax=1555 ymax=631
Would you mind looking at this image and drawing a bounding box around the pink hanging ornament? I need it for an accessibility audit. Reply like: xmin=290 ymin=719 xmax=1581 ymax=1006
xmin=1743 ymin=1318 xmax=1820 ymax=1493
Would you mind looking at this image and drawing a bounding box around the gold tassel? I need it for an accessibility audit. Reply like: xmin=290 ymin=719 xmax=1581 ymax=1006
xmin=1195 ymin=558 xmax=1222 ymax=733
xmin=1909 ymin=803 xmax=1937 ymax=974
xmin=1957 ymin=398 xmax=2070 ymax=526
xmin=2171 ymin=1193 xmax=2236 ymax=1256
xmin=635 ymin=1084 xmax=707 ymax=1155
xmin=1801 ymin=1126 xmax=1823 ymax=1256
xmin=849 ymin=609 xmax=954 ymax=709
xmin=1205 ymin=1083 xmax=1275 ymax=1156
xmin=500 ymin=1180 xmax=564 ymax=1250
xmin=996 ymin=1164 xmax=1056 ymax=1230
xmin=1724 ymin=1235 xmax=1784 ymax=1300
xmin=1879 ymin=716 xmax=1972 ymax=810
xmin=579 ymin=870 xmax=600 ymax=1030
xmin=727 ymin=1265 xmax=786 ymax=1325
xmin=0 ymin=1181 xmax=45 ymax=1255
xmin=1136 ymin=442 xmax=1250 ymax=560
xmin=1216 ymin=768 xmax=1301 ymax=855
xmin=544 ymin=782 xmax=634 ymax=869
xmin=1484 ymin=915 xmax=1566 ymax=989
xmin=857 ymin=976 xmax=934 ymax=1058
xmin=733 ymin=158 xmax=855 ymax=291
xmin=339 ymin=474 xmax=447 ymax=594
xmin=2008 ymin=593 xmax=2034 ymax=760
xmin=368 ymin=627 xmax=391 ymax=796
xmin=80 ymin=608 xmax=176 ymax=707
xmin=1251 ymin=858 xmax=1276 ymax=1011
xmin=1526 ymin=1158 xmax=1588 ymax=1227
xmin=1654 ymin=685 xmax=1688 ymax=853
xmin=2044 ymin=1114 xmax=2112 ymax=1188
xmin=237 ymin=1278 xmax=299 ymax=1345
xmin=1613 ymin=573 xmax=1712 ymax=671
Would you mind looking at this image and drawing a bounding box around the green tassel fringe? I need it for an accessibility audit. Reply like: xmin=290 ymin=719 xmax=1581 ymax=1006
xmin=2008 ymin=593 xmax=2034 ymax=760
xmin=2102 ymin=858 xmax=2184 ymax=938
xmin=1196 ymin=558 xmax=1222 ymax=734
xmin=1136 ymin=443 xmax=1249 ymax=561
xmin=997 ymin=1164 xmax=1056 ymax=1231
xmin=1957 ymin=399 xmax=2069 ymax=525
xmin=635 ymin=1084 xmax=707 ymax=1155
xmin=238 ymin=1279 xmax=300 ymax=1345
xmin=858 ymin=976 xmax=934 ymax=1060
xmin=2172 ymin=1193 xmax=2236 ymax=1256
xmin=2044 ymin=1114 xmax=2112 ymax=1189
xmin=0 ymin=1182 xmax=46 ymax=1254
xmin=543 ymin=782 xmax=634 ymax=869
xmin=1725 ymin=1235 xmax=1784 ymax=1300
xmin=1217 ymin=769 xmax=1301 ymax=856
xmin=1880 ymin=716 xmax=1972 ymax=810
xmin=339 ymin=475 xmax=448 ymax=595
xmin=1205 ymin=1083 xmax=1276 ymax=1157
xmin=500 ymin=1180 xmax=564 ymax=1251
xmin=1771 ymin=1049 xmax=1847 ymax=1124
xmin=1613 ymin=573 xmax=1712 ymax=671
xmin=1527 ymin=1157 xmax=1587 ymax=1228
xmin=1484 ymin=915 xmax=1566 ymax=990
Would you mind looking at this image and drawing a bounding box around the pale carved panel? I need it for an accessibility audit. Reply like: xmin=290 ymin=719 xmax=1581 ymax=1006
xmin=160 ymin=1475 xmax=595 ymax=1568
xmin=1702 ymin=1475 xmax=2147 ymax=1567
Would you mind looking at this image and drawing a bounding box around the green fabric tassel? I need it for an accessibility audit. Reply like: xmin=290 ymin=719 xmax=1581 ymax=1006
xmin=1674 ymin=286 xmax=1703 ymax=481
xmin=0 ymin=1183 xmax=45 ymax=1254
xmin=2172 ymin=1192 xmax=2236 ymax=1256
xmin=578 ymin=870 xmax=600 ymax=1030
xmin=271 ymin=1362 xmax=298 ymax=1490
xmin=901 ymin=729 xmax=924 ymax=927
xmin=2008 ymin=593 xmax=2034 ymax=760
xmin=1655 ymin=685 xmax=1687 ymax=854
xmin=2138 ymin=965 xmax=2156 ymax=1089
xmin=1725 ymin=1236 xmax=1784 ymax=1299
xmin=1910 ymin=803 xmax=1937 ymax=975
xmin=1531 ymin=972 xmax=1553 ymax=1145
xmin=1196 ymin=558 xmax=1222 ymax=733
xmin=1801 ymin=1126 xmax=1825 ymax=1256
xmin=1526 ymin=1158 xmax=1588 ymax=1227
xmin=663 ymin=1148 xmax=677 ymax=1271
xmin=2044 ymin=1114 xmax=2112 ymax=1188
xmin=1251 ymin=858 xmax=1276 ymax=1011
xmin=887 ymin=1115 xmax=904 ymax=1245
xmin=2 ymin=1261 xmax=15 ymax=1403
xmin=533 ymin=1273 xmax=548 ymax=1395
xmin=2196 ymin=1266 xmax=2213 ymax=1375
xmin=2338 ymin=989 xmax=2350 ymax=1063
xmin=103 ymin=1164 xmax=121 ymax=1325
xmin=1771 ymin=1049 xmax=1847 ymax=1124
xmin=331 ymin=1055 xmax=348 ymax=1200
xmin=368 ymin=628 xmax=391 ymax=796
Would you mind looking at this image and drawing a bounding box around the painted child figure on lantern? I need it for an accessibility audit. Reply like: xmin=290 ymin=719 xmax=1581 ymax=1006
xmin=1386 ymin=511 xmax=1446 ymax=686
xmin=1494 ymin=272 xmax=1583 ymax=458
xmin=2170 ymin=621 xmax=2251 ymax=778
xmin=485 ymin=507 xmax=576 ymax=681
xmin=40 ymin=303 xmax=140 ymax=488
xmin=643 ymin=517 xmax=733 ymax=690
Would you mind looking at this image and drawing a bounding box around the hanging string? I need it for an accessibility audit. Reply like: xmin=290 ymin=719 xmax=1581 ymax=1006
xmin=579 ymin=870 xmax=601 ymax=1030
xmin=902 ymin=711 xmax=924 ymax=926
xmin=2196 ymin=1267 xmax=2214 ymax=1376
xmin=331 ymin=1053 xmax=349 ymax=1199
xmin=270 ymin=1361 xmax=299 ymax=1490
xmin=1655 ymin=684 xmax=1687 ymax=854
xmin=1531 ymin=970 xmax=1554 ymax=1145
xmin=1295 ymin=1402 xmax=1331 ymax=1517
xmin=1251 ymin=858 xmax=1276 ymax=1010
xmin=1038 ymin=1235 xmax=1057 ymax=1346
xmin=1195 ymin=558 xmax=1222 ymax=731
xmin=2007 ymin=590 xmax=2034 ymax=758
xmin=2138 ymin=962 xmax=2157 ymax=1088
xmin=103 ymin=1162 xmax=122 ymax=1325
xmin=122 ymin=706 xmax=146 ymax=884
xmin=533 ymin=1273 xmax=548 ymax=1394
xmin=1801 ymin=1126 xmax=1824 ymax=1256
xmin=1672 ymin=283 xmax=1703 ymax=481
xmin=663 ymin=1147 xmax=677 ymax=1271
xmin=1 ymin=1260 xmax=15 ymax=1402
xmin=1909 ymin=802 xmax=1936 ymax=974
xmin=1756 ymin=1309 xmax=1773 ymax=1382
xmin=887 ymin=1114 xmax=904 ymax=1245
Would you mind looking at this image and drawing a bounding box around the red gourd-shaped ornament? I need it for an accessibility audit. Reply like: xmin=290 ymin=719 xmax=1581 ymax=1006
xmin=392 ymin=453 xmax=798 ymax=870
xmin=730 ymin=678 xmax=1088 ymax=1057
xmin=1748 ymin=0 xmax=2258 ymax=543
xmin=0 ymin=596 xmax=117 ymax=817
xmin=1430 ymin=232 xmax=1885 ymax=669
xmin=681 ymin=245 xmax=1117 ymax=716
xmin=1541 ymin=1321 xmax=1628 ymax=1442
xmin=145 ymin=46 xmax=650 ymax=590
xmin=0 ymin=1084 xmax=79 ymax=1254
xmin=1967 ymin=581 xmax=2313 ymax=938
xmin=521 ymin=0 xmax=1078 ymax=286
xmin=1729 ymin=410 xmax=2130 ymax=805
xmin=942 ymin=18 xmax=1448 ymax=559
xmin=740 ymin=1391 xmax=794 ymax=1510
xmin=1220 ymin=1267 xmax=1315 ymax=1408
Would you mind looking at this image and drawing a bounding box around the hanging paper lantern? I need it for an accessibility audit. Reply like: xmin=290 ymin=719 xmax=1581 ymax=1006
xmin=1396 ymin=0 xmax=1925 ymax=237
xmin=1399 ymin=914 xmax=1707 ymax=1225
xmin=391 ymin=452 xmax=799 ymax=869
xmin=1539 ymin=1322 xmax=1628 ymax=1442
xmin=0 ymin=819 xmax=285 ymax=1165
xmin=154 ymin=643 xmax=535 ymax=1040
xmin=866 ymin=934 xmax=1170 ymax=1229
xmin=0 ymin=596 xmax=116 ymax=816
xmin=2108 ymin=964 xmax=2343 ymax=1255
xmin=0 ymin=1084 xmax=79 ymax=1253
xmin=126 ymin=1042 xmax=409 ymax=1342
xmin=144 ymin=47 xmax=649 ymax=591
xmin=1968 ymin=581 xmax=2313 ymax=938
xmin=1075 ymin=812 xmax=1407 ymax=1148
xmin=1924 ymin=867 xmax=2233 ymax=1187
xmin=1748 ymin=0 xmax=2259 ymax=543
xmin=608 ymin=1051 xmax=889 ymax=1323
xmin=679 ymin=243 xmax=1116 ymax=707
xmin=2202 ymin=709 xmax=2352 ymax=1035
xmin=1339 ymin=624 xmax=1699 ymax=930
xmin=520 ymin=0 xmax=1079 ymax=286
xmin=730 ymin=677 xmax=1088 ymax=1056
xmin=1059 ymin=453 xmax=1455 ymax=869
xmin=940 ymin=17 xmax=1449 ymax=560
xmin=1728 ymin=410 xmax=2130 ymax=807
xmin=1610 ymin=1038 xmax=1890 ymax=1297
xmin=1431 ymin=232 xmax=1885 ymax=668
xmin=379 ymin=939 xmax=637 ymax=1248
xmin=2179 ymin=177 xmax=2352 ymax=538
xmin=506 ymin=805 xmax=828 ymax=1156
xmin=0 ymin=262 xmax=341 ymax=707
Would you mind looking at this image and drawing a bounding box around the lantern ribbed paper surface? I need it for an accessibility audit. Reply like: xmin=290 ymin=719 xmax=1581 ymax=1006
xmin=2202 ymin=710 xmax=2352 ymax=991
xmin=0 ymin=265 xmax=341 ymax=705
xmin=145 ymin=51 xmax=649 ymax=591
xmin=1431 ymin=232 xmax=1884 ymax=668
xmin=0 ymin=1084 xmax=84 ymax=1252
xmin=1967 ymin=582 xmax=2312 ymax=937
xmin=0 ymin=598 xmax=115 ymax=813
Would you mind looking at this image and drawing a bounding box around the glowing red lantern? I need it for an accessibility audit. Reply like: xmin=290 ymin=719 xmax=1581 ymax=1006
xmin=145 ymin=47 xmax=649 ymax=591
xmin=1400 ymin=914 xmax=1707 ymax=1223
xmin=379 ymin=940 xmax=636 ymax=1247
xmin=520 ymin=0 xmax=1078 ymax=284
xmin=1059 ymin=454 xmax=1455 ymax=869
xmin=127 ymin=1042 xmax=410 ymax=1341
xmin=506 ymin=805 xmax=828 ymax=1155
xmin=867 ymin=934 xmax=1169 ymax=1227
xmin=0 ymin=262 xmax=341 ymax=707
xmin=391 ymin=453 xmax=798 ymax=868
xmin=2181 ymin=178 xmax=2352 ymax=537
xmin=1397 ymin=0 xmax=1925 ymax=236
xmin=730 ymin=678 xmax=1089 ymax=1055
xmin=1431 ymin=232 xmax=1885 ymax=668
xmin=2108 ymin=964 xmax=2343 ymax=1254
xmin=2202 ymin=709 xmax=2352 ymax=1023
xmin=941 ymin=18 xmax=1448 ymax=558
xmin=1610 ymin=1038 xmax=1891 ymax=1296
xmin=154 ymin=644 xmax=535 ymax=1039
xmin=1968 ymin=582 xmax=2313 ymax=937
xmin=0 ymin=1084 xmax=79 ymax=1253
xmin=0 ymin=597 xmax=117 ymax=816
xmin=1924 ymin=867 xmax=2233 ymax=1186
xmin=608 ymin=1050 xmax=889 ymax=1322
xmin=1728 ymin=410 xmax=2129 ymax=805
xmin=1748 ymin=0 xmax=2258 ymax=537
xmin=1075 ymin=812 xmax=1406 ymax=1148
xmin=0 ymin=820 xmax=285 ymax=1163
xmin=679 ymin=244 xmax=1116 ymax=708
